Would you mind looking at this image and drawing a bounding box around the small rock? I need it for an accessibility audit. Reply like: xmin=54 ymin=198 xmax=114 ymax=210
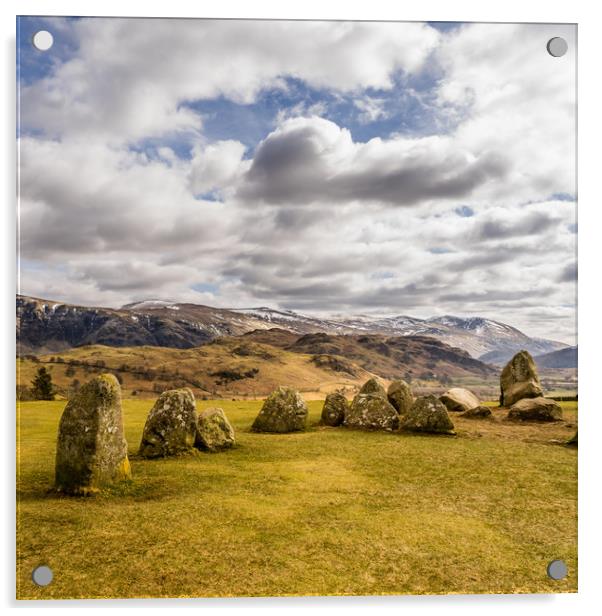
xmin=55 ymin=374 xmax=131 ymax=495
xmin=139 ymin=388 xmax=198 ymax=457
xmin=251 ymin=386 xmax=308 ymax=433
xmin=195 ymin=407 xmax=236 ymax=451
xmin=507 ymin=396 xmax=562 ymax=422
xmin=321 ymin=392 xmax=348 ymax=427
xmin=387 ymin=380 xmax=414 ymax=416
xmin=401 ymin=395 xmax=455 ymax=435
xmin=439 ymin=387 xmax=480 ymax=413
xmin=567 ymin=431 xmax=578 ymax=447
xmin=459 ymin=405 xmax=492 ymax=419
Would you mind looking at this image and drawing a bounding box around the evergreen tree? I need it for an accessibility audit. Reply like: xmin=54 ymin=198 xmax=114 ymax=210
xmin=31 ymin=366 xmax=54 ymax=400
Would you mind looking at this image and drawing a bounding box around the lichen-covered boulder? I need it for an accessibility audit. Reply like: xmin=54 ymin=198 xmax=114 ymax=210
xmin=321 ymin=392 xmax=348 ymax=427
xmin=358 ymin=377 xmax=387 ymax=398
xmin=55 ymin=373 xmax=131 ymax=495
xmin=459 ymin=405 xmax=492 ymax=419
xmin=387 ymin=380 xmax=414 ymax=416
xmin=401 ymin=395 xmax=455 ymax=435
xmin=439 ymin=387 xmax=480 ymax=413
xmin=139 ymin=388 xmax=198 ymax=458
xmin=195 ymin=407 xmax=236 ymax=452
xmin=506 ymin=397 xmax=562 ymax=422
xmin=344 ymin=393 xmax=399 ymax=431
xmin=500 ymin=350 xmax=543 ymax=406
xmin=251 ymin=386 xmax=308 ymax=433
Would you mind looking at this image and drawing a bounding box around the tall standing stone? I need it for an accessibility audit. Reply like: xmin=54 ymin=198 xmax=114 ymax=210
xmin=55 ymin=373 xmax=131 ymax=495
xmin=139 ymin=388 xmax=198 ymax=458
xmin=500 ymin=350 xmax=543 ymax=406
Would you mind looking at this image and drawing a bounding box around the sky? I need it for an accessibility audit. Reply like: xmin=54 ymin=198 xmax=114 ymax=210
xmin=17 ymin=17 xmax=577 ymax=344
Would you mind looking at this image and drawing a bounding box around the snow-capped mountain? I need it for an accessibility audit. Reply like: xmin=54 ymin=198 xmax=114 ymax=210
xmin=16 ymin=294 xmax=568 ymax=363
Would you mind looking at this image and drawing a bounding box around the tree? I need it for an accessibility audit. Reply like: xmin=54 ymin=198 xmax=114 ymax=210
xmin=31 ymin=366 xmax=55 ymax=400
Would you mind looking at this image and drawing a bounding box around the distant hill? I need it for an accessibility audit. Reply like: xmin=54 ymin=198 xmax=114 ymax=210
xmin=16 ymin=294 xmax=567 ymax=362
xmin=241 ymin=329 xmax=495 ymax=379
xmin=16 ymin=329 xmax=495 ymax=400
xmin=534 ymin=346 xmax=577 ymax=369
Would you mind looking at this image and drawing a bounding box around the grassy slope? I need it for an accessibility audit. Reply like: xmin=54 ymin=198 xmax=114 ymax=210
xmin=17 ymin=399 xmax=577 ymax=599
xmin=17 ymin=342 xmax=374 ymax=399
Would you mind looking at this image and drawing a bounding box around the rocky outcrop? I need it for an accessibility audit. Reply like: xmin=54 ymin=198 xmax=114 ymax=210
xmin=321 ymin=392 xmax=348 ymax=427
xmin=139 ymin=388 xmax=198 ymax=457
xmin=400 ymin=395 xmax=455 ymax=435
xmin=500 ymin=350 xmax=543 ymax=406
xmin=251 ymin=387 xmax=308 ymax=433
xmin=55 ymin=374 xmax=131 ymax=495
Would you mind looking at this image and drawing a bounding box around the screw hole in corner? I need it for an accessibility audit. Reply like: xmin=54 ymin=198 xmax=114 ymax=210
xmin=547 ymin=559 xmax=568 ymax=580
xmin=31 ymin=565 xmax=53 ymax=586
xmin=547 ymin=37 xmax=568 ymax=58
xmin=32 ymin=30 xmax=54 ymax=52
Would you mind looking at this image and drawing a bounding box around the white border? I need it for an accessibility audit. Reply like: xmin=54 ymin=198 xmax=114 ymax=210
xmin=3 ymin=1 xmax=601 ymax=614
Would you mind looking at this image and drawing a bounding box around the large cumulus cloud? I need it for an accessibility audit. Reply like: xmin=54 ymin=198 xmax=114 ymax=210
xmin=17 ymin=18 xmax=577 ymax=343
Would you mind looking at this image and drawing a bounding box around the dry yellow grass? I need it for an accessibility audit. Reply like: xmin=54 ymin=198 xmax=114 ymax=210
xmin=17 ymin=398 xmax=577 ymax=599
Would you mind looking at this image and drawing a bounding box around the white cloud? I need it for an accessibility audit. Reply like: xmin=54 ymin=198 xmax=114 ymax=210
xmin=17 ymin=20 xmax=577 ymax=343
xmin=188 ymin=140 xmax=249 ymax=196
xmin=20 ymin=18 xmax=439 ymax=143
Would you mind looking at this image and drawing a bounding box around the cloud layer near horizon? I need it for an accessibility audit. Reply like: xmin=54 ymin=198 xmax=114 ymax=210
xmin=18 ymin=18 xmax=577 ymax=343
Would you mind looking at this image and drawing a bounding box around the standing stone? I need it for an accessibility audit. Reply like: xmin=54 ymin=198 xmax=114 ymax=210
xmin=500 ymin=350 xmax=543 ymax=406
xmin=358 ymin=377 xmax=388 ymax=398
xmin=55 ymin=374 xmax=131 ymax=495
xmin=251 ymin=386 xmax=308 ymax=433
xmin=506 ymin=397 xmax=562 ymax=422
xmin=195 ymin=407 xmax=236 ymax=452
xmin=387 ymin=380 xmax=414 ymax=416
xmin=401 ymin=395 xmax=455 ymax=435
xmin=321 ymin=392 xmax=348 ymax=427
xmin=139 ymin=388 xmax=198 ymax=458
xmin=439 ymin=387 xmax=480 ymax=413
xmin=344 ymin=393 xmax=399 ymax=431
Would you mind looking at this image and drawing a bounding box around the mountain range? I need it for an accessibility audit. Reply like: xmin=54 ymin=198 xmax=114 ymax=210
xmin=16 ymin=294 xmax=568 ymax=364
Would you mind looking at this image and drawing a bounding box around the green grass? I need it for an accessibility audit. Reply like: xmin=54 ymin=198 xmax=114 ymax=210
xmin=17 ymin=399 xmax=577 ymax=599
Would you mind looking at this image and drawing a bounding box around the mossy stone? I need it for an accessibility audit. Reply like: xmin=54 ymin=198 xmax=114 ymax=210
xmin=401 ymin=395 xmax=455 ymax=435
xmin=321 ymin=392 xmax=348 ymax=427
xmin=251 ymin=386 xmax=308 ymax=433
xmin=55 ymin=373 xmax=131 ymax=495
xmin=195 ymin=407 xmax=236 ymax=452
xmin=139 ymin=388 xmax=198 ymax=458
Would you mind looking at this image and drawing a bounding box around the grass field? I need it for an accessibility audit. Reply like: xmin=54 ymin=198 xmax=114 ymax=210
xmin=17 ymin=398 xmax=577 ymax=599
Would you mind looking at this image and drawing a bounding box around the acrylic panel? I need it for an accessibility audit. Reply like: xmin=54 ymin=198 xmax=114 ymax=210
xmin=16 ymin=17 xmax=577 ymax=599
